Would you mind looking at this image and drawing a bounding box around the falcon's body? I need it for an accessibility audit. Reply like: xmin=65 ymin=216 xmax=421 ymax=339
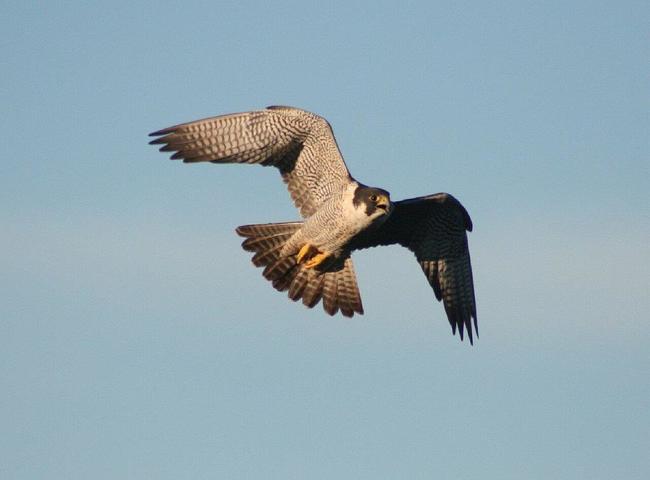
xmin=282 ymin=181 xmax=391 ymax=260
xmin=150 ymin=106 xmax=478 ymax=343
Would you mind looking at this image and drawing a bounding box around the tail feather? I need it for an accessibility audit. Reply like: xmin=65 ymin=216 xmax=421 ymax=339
xmin=288 ymin=268 xmax=310 ymax=301
xmin=266 ymin=257 xmax=297 ymax=286
xmin=237 ymin=222 xmax=303 ymax=237
xmin=301 ymin=272 xmax=325 ymax=309
xmin=236 ymin=221 xmax=301 ymax=266
xmin=337 ymin=259 xmax=363 ymax=317
xmin=253 ymin=244 xmax=288 ymax=268
xmin=243 ymin=235 xmax=289 ymax=253
xmin=236 ymin=222 xmax=364 ymax=317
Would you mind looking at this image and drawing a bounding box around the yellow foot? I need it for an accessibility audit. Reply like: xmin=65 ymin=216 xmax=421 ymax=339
xmin=304 ymin=252 xmax=329 ymax=269
xmin=296 ymin=243 xmax=319 ymax=264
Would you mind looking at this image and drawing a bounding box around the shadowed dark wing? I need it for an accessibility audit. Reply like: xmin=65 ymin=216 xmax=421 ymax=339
xmin=149 ymin=106 xmax=352 ymax=218
xmin=350 ymin=193 xmax=477 ymax=343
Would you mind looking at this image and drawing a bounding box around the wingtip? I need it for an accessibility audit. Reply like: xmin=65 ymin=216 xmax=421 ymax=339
xmin=465 ymin=315 xmax=478 ymax=345
xmin=148 ymin=136 xmax=166 ymax=145
xmin=449 ymin=312 xmax=478 ymax=346
xmin=148 ymin=125 xmax=178 ymax=137
xmin=455 ymin=326 xmax=475 ymax=346
xmin=472 ymin=312 xmax=478 ymax=340
xmin=235 ymin=225 xmax=251 ymax=237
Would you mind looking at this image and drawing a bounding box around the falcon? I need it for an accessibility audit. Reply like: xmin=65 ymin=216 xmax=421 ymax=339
xmin=149 ymin=106 xmax=478 ymax=343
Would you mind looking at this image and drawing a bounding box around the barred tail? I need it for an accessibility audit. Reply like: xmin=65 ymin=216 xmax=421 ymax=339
xmin=236 ymin=222 xmax=364 ymax=317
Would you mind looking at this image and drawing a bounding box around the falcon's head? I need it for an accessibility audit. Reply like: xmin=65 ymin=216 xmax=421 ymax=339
xmin=353 ymin=185 xmax=392 ymax=219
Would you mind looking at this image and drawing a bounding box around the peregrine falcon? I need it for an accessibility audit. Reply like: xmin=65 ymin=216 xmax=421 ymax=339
xmin=149 ymin=106 xmax=478 ymax=343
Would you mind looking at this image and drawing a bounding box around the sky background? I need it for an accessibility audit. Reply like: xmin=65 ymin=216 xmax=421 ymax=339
xmin=2 ymin=1 xmax=649 ymax=479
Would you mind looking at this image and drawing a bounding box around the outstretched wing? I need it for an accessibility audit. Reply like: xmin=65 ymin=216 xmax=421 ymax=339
xmin=350 ymin=193 xmax=477 ymax=343
xmin=149 ymin=106 xmax=352 ymax=218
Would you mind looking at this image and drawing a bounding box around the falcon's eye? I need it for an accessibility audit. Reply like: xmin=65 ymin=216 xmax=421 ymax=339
xmin=369 ymin=194 xmax=378 ymax=202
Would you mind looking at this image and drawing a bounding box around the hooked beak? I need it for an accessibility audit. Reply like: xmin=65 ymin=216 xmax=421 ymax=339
xmin=376 ymin=195 xmax=391 ymax=212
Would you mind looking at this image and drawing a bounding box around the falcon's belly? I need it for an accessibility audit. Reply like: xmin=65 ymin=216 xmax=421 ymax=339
xmin=282 ymin=182 xmax=390 ymax=260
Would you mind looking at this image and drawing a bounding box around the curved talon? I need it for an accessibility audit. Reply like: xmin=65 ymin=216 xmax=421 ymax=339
xmin=296 ymin=243 xmax=319 ymax=264
xmin=295 ymin=243 xmax=330 ymax=269
xmin=304 ymin=252 xmax=329 ymax=269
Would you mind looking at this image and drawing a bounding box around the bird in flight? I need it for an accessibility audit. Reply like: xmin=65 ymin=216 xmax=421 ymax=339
xmin=149 ymin=106 xmax=478 ymax=343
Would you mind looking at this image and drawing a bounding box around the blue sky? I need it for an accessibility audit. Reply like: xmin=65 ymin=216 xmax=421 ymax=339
xmin=2 ymin=1 xmax=649 ymax=478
